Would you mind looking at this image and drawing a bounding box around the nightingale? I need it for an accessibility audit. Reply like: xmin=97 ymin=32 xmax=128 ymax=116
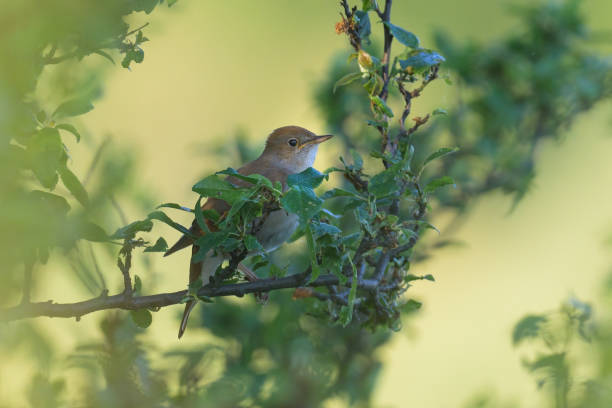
xmin=164 ymin=126 xmax=333 ymax=338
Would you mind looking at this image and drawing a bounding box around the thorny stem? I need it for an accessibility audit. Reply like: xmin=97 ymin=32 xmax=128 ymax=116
xmin=0 ymin=272 xmax=388 ymax=322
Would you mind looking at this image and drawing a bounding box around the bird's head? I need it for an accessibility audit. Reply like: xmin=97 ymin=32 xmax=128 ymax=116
xmin=262 ymin=126 xmax=333 ymax=173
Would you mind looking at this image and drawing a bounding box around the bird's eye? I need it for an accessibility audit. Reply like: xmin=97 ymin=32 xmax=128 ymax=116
xmin=288 ymin=138 xmax=298 ymax=147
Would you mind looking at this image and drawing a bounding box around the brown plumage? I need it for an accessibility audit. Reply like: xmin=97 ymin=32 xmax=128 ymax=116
xmin=165 ymin=126 xmax=333 ymax=338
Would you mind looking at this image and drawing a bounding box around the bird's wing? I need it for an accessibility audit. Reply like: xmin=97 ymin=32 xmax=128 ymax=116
xmin=174 ymin=159 xmax=292 ymax=339
xmin=163 ymin=197 xmax=229 ymax=257
xmin=164 ymin=157 xmax=290 ymax=258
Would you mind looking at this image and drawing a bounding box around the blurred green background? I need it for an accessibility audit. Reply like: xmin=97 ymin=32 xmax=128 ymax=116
xmin=1 ymin=0 xmax=611 ymax=407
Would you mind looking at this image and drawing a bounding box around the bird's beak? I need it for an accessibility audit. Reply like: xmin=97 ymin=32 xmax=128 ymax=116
xmin=300 ymin=134 xmax=333 ymax=149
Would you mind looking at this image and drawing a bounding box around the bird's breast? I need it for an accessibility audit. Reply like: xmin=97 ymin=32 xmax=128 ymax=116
xmin=255 ymin=209 xmax=299 ymax=253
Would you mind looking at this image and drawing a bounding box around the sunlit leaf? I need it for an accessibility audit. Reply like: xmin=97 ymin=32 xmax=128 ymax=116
xmin=52 ymin=98 xmax=94 ymax=118
xmin=58 ymin=165 xmax=89 ymax=206
xmin=55 ymin=123 xmax=81 ymax=142
xmin=26 ymin=128 xmax=63 ymax=189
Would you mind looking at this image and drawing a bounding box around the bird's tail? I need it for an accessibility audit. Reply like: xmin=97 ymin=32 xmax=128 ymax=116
xmin=164 ymin=233 xmax=194 ymax=257
xmin=178 ymin=299 xmax=197 ymax=339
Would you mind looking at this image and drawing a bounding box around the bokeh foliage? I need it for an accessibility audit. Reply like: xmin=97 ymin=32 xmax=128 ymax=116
xmin=1 ymin=0 xmax=611 ymax=407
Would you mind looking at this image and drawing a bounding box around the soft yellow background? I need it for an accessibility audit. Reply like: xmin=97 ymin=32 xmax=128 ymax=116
xmin=3 ymin=1 xmax=612 ymax=406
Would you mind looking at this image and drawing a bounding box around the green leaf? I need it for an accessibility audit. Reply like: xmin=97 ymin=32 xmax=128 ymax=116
xmin=92 ymin=50 xmax=115 ymax=65
xmin=370 ymin=95 xmax=394 ymax=117
xmin=269 ymin=263 xmax=287 ymax=278
xmin=111 ymin=219 xmax=153 ymax=239
xmin=339 ymin=256 xmax=358 ymax=326
xmin=220 ymin=197 xmax=262 ymax=229
xmin=188 ymin=278 xmax=203 ymax=294
xmin=78 ymin=221 xmax=109 ymax=242
xmin=311 ymin=221 xmax=342 ymax=239
xmin=432 ymin=108 xmax=447 ymax=116
xmin=369 ymin=164 xmax=401 ymax=198
xmin=192 ymin=232 xmax=229 ymax=263
xmin=354 ymin=10 xmax=371 ymax=40
xmin=130 ymin=309 xmax=152 ymax=329
xmin=194 ymin=196 xmax=208 ymax=232
xmin=52 ymin=98 xmax=94 ymax=118
xmin=350 ymin=149 xmax=363 ymax=169
xmin=30 ymin=190 xmax=70 ymax=214
xmin=421 ymin=147 xmax=459 ymax=170
xmin=156 ymin=202 xmax=193 ymax=212
xmin=144 ymin=237 xmax=168 ymax=252
xmin=280 ymin=186 xmax=323 ymax=221
xmin=55 ymin=123 xmax=81 ymax=142
xmin=362 ymin=0 xmax=374 ymax=11
xmin=121 ymin=47 xmax=145 ymax=69
xmin=384 ymin=22 xmax=419 ymax=48
xmin=133 ymin=275 xmax=142 ymax=294
xmin=305 ymin=223 xmax=321 ymax=282
xmin=216 ymin=167 xmax=274 ymax=189
xmin=35 ymin=110 xmax=47 ymax=124
xmin=401 ymin=299 xmax=422 ymax=314
xmin=58 ymin=165 xmax=89 ymax=207
xmin=244 ymin=234 xmax=264 ymax=253
xmin=512 ymin=315 xmax=548 ymax=346
xmin=333 ymin=72 xmax=362 ymax=93
xmin=26 ymin=128 xmax=63 ymax=189
xmin=526 ymin=353 xmax=566 ymax=374
xmin=404 ymin=274 xmax=435 ymax=282
xmin=193 ymin=175 xmax=243 ymax=205
xmin=366 ymin=119 xmax=389 ymax=130
xmin=287 ymin=167 xmax=326 ymax=189
xmin=321 ymin=188 xmax=362 ymax=200
xmin=147 ymin=211 xmax=192 ymax=236
xmin=167 ymin=0 xmax=178 ymax=6
xmin=399 ymin=49 xmax=445 ymax=70
xmin=424 ymin=176 xmax=456 ymax=193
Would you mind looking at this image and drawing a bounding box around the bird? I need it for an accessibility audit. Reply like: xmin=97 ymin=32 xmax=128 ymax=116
xmin=164 ymin=126 xmax=333 ymax=338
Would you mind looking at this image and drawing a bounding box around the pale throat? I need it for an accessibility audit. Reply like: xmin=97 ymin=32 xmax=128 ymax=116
xmin=279 ymin=145 xmax=319 ymax=173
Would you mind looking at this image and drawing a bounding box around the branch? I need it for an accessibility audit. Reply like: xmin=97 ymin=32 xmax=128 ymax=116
xmin=379 ymin=0 xmax=393 ymax=101
xmin=0 ymin=272 xmax=383 ymax=322
xmin=42 ymin=23 xmax=150 ymax=65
